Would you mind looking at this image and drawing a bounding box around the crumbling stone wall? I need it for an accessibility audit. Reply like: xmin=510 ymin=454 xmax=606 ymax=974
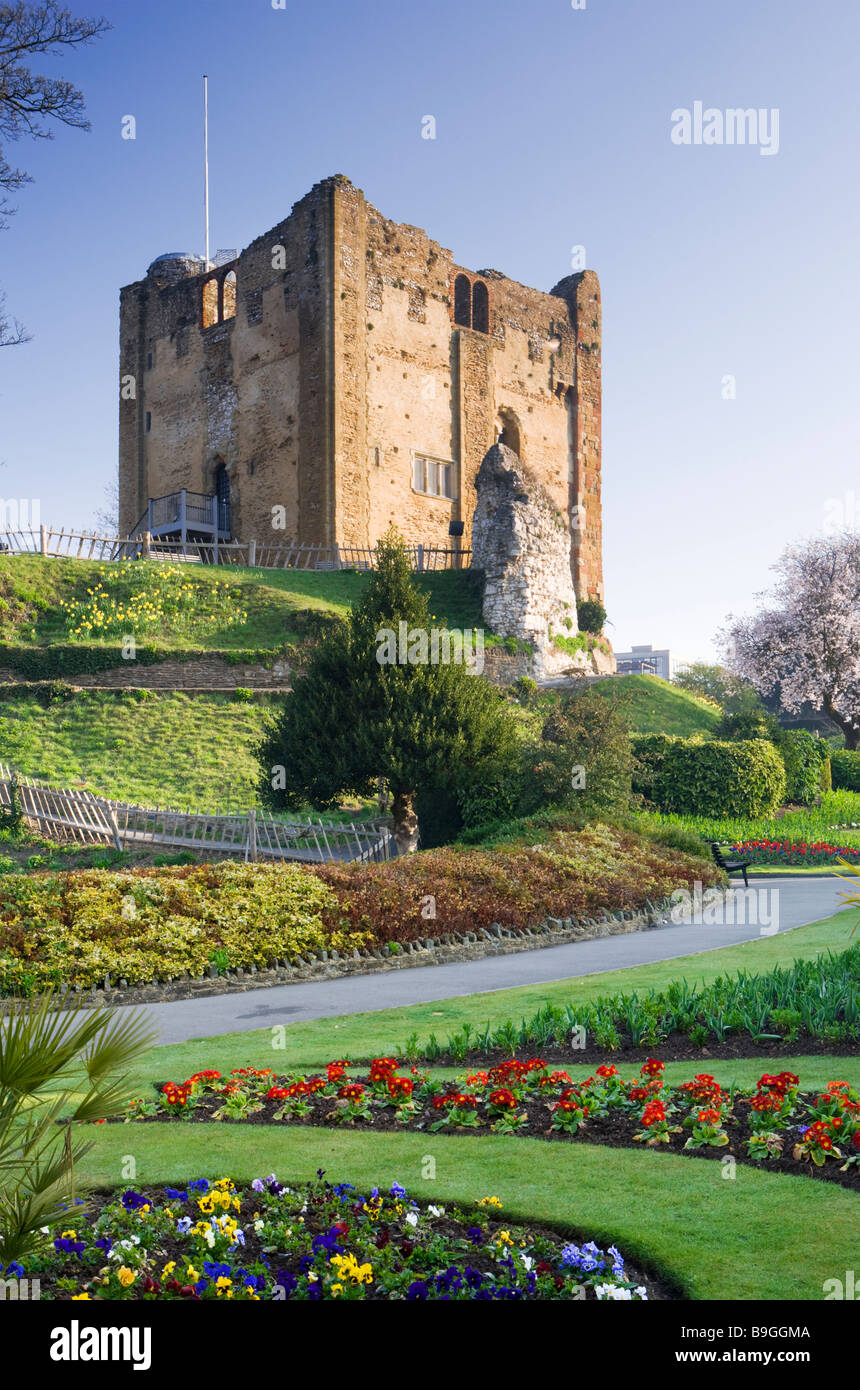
xmin=472 ymin=443 xmax=613 ymax=680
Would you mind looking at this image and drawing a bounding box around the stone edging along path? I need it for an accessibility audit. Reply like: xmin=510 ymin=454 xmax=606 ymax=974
xmin=0 ymin=896 xmax=689 ymax=1014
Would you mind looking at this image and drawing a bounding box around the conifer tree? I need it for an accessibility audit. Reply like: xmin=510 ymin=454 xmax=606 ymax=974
xmin=257 ymin=530 xmax=517 ymax=852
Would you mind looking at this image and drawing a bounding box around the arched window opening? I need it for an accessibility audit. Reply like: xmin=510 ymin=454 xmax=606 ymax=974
xmin=454 ymin=274 xmax=472 ymax=328
xmin=496 ymin=408 xmax=522 ymax=458
xmin=221 ymin=270 xmax=237 ymax=321
xmin=202 ymin=277 xmax=219 ymax=328
xmin=472 ymin=280 xmax=490 ymax=334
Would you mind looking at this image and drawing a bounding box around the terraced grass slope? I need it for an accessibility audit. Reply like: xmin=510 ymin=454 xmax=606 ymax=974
xmin=0 ymin=690 xmax=272 ymax=807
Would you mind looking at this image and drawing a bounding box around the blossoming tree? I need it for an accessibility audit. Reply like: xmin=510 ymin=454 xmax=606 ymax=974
xmin=722 ymin=532 xmax=860 ymax=749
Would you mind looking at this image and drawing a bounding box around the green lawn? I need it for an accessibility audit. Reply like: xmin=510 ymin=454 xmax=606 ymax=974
xmin=75 ymin=1121 xmax=857 ymax=1302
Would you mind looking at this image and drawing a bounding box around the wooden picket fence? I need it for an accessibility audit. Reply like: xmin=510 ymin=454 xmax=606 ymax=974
xmin=0 ymin=527 xmax=470 ymax=572
xmin=0 ymin=765 xmax=393 ymax=864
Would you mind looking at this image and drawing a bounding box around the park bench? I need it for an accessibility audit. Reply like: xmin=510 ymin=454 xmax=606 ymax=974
xmin=710 ymin=842 xmax=751 ymax=887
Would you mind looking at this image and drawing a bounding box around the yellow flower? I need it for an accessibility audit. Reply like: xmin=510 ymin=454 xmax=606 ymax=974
xmin=163 ymin=1262 xmax=176 ymax=1277
xmin=478 ymin=1196 xmax=502 ymax=1208
xmin=186 ymin=1266 xmax=200 ymax=1283
xmin=331 ymin=1283 xmax=343 ymax=1297
xmin=71 ymin=1292 xmax=91 ymax=1300
xmin=61 ymin=1230 xmax=78 ymax=1240
xmin=216 ymin=1276 xmax=231 ymax=1290
xmin=117 ymin=1267 xmax=136 ymax=1287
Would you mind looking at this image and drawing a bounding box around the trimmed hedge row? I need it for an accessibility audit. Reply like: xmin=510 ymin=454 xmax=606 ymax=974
xmin=832 ymin=749 xmax=860 ymax=793
xmin=632 ymin=735 xmax=787 ymax=818
xmin=633 ymin=729 xmax=832 ymax=817
xmin=776 ymin=729 xmax=831 ymax=802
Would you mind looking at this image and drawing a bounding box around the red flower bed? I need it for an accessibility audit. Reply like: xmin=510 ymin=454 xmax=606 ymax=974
xmin=732 ymin=838 xmax=860 ymax=867
xmin=128 ymin=1059 xmax=860 ymax=1191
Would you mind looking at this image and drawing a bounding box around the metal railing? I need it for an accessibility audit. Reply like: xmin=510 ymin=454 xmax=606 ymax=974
xmin=0 ymin=527 xmax=471 ymax=571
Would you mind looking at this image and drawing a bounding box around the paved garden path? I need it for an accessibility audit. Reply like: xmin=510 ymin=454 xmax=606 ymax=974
xmin=131 ymin=876 xmax=855 ymax=1046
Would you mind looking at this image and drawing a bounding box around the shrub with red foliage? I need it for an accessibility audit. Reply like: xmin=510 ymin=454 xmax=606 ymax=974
xmin=310 ymin=824 xmax=720 ymax=945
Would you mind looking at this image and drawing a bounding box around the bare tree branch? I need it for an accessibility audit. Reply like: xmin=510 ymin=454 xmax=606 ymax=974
xmin=0 ymin=3 xmax=108 ymax=340
xmin=0 ymin=287 xmax=30 ymax=344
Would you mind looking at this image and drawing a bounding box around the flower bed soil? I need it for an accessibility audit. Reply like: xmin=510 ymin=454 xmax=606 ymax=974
xmin=422 ymin=1034 xmax=860 ymax=1069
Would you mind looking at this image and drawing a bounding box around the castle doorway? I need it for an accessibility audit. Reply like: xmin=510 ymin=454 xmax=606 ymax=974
xmin=214 ymin=464 xmax=231 ymax=536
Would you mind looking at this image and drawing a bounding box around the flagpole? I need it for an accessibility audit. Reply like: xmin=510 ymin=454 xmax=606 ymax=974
xmin=203 ymin=74 xmax=211 ymax=270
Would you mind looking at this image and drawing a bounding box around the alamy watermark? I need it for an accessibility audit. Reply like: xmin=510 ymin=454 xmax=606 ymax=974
xmin=669 ymin=882 xmax=779 ymax=935
xmin=671 ymin=102 xmax=780 ymax=156
xmin=375 ymin=622 xmax=484 ymax=675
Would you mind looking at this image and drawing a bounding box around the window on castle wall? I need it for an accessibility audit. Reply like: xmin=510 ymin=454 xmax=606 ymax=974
xmin=222 ymin=270 xmax=237 ymax=321
xmin=472 ymin=280 xmax=490 ymax=334
xmin=454 ymin=274 xmax=472 ymax=328
xmin=202 ymin=277 xmax=219 ymax=328
xmin=412 ymin=454 xmax=457 ymax=500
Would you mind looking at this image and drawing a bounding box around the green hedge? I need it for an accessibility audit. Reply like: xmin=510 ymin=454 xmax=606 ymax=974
xmin=643 ymin=738 xmax=786 ymax=818
xmin=777 ymin=729 xmax=831 ymax=804
xmin=630 ymin=733 xmax=682 ymax=801
xmin=0 ymin=644 xmax=286 ymax=680
xmin=832 ymin=749 xmax=860 ymax=793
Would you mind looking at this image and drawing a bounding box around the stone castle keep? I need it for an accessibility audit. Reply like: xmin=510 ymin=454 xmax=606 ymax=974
xmin=118 ymin=175 xmax=604 ymax=603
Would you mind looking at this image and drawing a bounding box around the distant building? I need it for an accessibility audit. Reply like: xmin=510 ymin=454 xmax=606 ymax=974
xmin=614 ymin=644 xmax=685 ymax=680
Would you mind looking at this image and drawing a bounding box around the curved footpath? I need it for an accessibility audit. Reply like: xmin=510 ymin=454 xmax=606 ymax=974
xmin=126 ymin=877 xmax=854 ymax=1046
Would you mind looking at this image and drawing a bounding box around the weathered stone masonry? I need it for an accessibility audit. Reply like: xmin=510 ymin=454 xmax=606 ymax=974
xmin=119 ymin=175 xmax=604 ymax=601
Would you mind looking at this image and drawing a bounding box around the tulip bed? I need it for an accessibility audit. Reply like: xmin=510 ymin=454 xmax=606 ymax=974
xmin=12 ymin=1173 xmax=653 ymax=1301
xmin=124 ymin=1060 xmax=860 ymax=1192
xmin=730 ymin=838 xmax=860 ymax=868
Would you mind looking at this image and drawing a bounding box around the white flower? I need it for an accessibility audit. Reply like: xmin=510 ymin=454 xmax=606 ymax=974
xmin=520 ymin=1255 xmax=534 ymax=1272
xmin=405 ymin=1212 xmax=419 ymax=1227
xmin=595 ymin=1283 xmax=633 ymax=1300
xmin=428 ymin=1206 xmax=443 ymax=1217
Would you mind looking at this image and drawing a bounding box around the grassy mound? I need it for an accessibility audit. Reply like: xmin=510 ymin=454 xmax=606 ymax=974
xmin=0 ymin=555 xmax=483 ymax=661
xmin=589 ymin=674 xmax=720 ymax=737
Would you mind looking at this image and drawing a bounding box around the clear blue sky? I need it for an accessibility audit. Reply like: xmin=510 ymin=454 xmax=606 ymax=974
xmin=1 ymin=0 xmax=858 ymax=660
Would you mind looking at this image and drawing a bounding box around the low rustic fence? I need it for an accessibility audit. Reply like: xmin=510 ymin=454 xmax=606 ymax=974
xmin=0 ymin=527 xmax=470 ymax=572
xmin=0 ymin=765 xmax=393 ymax=864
